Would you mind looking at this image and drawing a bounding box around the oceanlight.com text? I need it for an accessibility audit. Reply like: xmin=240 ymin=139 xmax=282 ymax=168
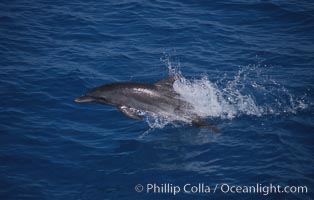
xmin=134 ymin=183 xmax=308 ymax=196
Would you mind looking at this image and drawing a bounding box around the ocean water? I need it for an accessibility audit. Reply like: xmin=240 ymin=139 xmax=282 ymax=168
xmin=0 ymin=0 xmax=313 ymax=199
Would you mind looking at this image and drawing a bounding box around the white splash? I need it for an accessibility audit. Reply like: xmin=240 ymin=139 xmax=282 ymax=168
xmin=143 ymin=55 xmax=308 ymax=129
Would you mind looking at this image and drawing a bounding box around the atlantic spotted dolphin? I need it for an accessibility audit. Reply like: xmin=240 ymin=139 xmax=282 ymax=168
xmin=75 ymin=74 xmax=220 ymax=132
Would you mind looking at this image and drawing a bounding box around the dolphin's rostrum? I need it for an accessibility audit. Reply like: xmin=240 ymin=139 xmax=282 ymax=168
xmin=75 ymin=74 xmax=220 ymax=132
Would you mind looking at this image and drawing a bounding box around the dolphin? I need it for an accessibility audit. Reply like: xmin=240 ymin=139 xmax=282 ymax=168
xmin=75 ymin=74 xmax=220 ymax=132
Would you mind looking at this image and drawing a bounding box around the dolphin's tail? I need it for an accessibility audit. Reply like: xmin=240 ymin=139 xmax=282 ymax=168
xmin=192 ymin=120 xmax=222 ymax=133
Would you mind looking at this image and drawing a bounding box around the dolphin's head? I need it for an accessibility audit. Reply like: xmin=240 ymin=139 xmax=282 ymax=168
xmin=75 ymin=85 xmax=114 ymax=105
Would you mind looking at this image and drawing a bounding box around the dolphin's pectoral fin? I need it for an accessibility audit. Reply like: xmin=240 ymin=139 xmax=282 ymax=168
xmin=192 ymin=120 xmax=222 ymax=134
xmin=118 ymin=106 xmax=142 ymax=120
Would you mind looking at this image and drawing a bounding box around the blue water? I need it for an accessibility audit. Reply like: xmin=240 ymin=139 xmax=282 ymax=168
xmin=1 ymin=0 xmax=313 ymax=199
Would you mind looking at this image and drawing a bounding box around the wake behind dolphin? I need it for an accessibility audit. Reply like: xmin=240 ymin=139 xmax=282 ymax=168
xmin=75 ymin=74 xmax=220 ymax=132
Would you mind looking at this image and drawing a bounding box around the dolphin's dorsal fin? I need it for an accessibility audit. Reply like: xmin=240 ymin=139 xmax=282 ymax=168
xmin=154 ymin=74 xmax=180 ymax=88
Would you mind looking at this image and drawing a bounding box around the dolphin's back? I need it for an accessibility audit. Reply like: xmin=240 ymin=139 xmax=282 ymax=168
xmin=93 ymin=81 xmax=189 ymax=117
